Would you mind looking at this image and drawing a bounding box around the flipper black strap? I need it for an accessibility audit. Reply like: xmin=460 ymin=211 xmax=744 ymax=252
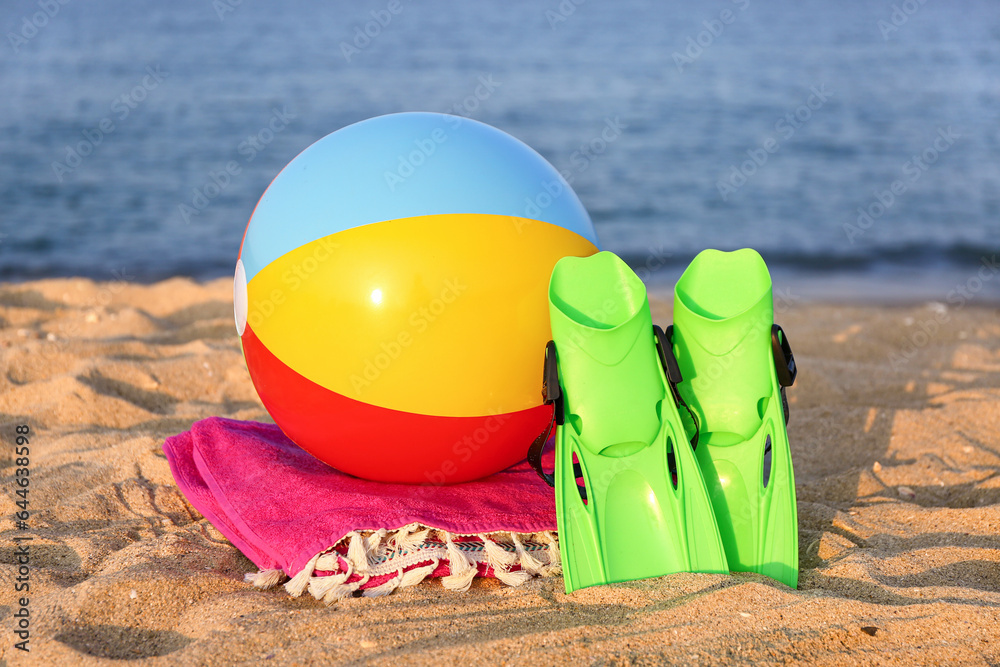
xmin=526 ymin=417 xmax=556 ymax=487
xmin=771 ymin=324 xmax=796 ymax=387
xmin=656 ymin=325 xmax=700 ymax=449
xmin=527 ymin=341 xmax=560 ymax=487
xmin=771 ymin=324 xmax=796 ymax=425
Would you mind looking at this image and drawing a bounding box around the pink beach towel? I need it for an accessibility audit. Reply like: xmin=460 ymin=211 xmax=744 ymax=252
xmin=163 ymin=417 xmax=559 ymax=602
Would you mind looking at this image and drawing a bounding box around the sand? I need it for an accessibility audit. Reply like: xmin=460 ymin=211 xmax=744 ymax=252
xmin=1 ymin=276 xmax=998 ymax=665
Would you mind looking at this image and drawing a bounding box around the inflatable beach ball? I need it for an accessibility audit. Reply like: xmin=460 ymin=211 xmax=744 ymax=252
xmin=234 ymin=112 xmax=599 ymax=483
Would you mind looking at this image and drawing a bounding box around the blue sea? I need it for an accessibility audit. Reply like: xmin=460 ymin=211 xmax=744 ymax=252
xmin=1 ymin=0 xmax=998 ymax=301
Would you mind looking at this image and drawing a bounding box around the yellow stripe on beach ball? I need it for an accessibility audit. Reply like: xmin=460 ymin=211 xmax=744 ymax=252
xmin=246 ymin=213 xmax=598 ymax=418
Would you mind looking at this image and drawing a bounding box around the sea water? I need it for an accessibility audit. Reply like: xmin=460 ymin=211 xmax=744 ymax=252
xmin=0 ymin=0 xmax=997 ymax=300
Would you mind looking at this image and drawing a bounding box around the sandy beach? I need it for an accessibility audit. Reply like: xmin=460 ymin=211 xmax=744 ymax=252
xmin=1 ymin=276 xmax=998 ymax=665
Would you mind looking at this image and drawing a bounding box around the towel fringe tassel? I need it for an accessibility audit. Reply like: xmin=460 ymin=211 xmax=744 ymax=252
xmin=284 ymin=552 xmax=320 ymax=597
xmin=346 ymin=531 xmax=368 ymax=573
xmin=512 ymin=534 xmax=545 ymax=576
xmin=397 ymin=558 xmax=439 ymax=589
xmin=442 ymin=532 xmax=477 ymax=592
xmin=362 ymin=569 xmax=405 ymax=598
xmin=258 ymin=526 xmax=559 ymax=599
xmin=244 ymin=569 xmax=286 ymax=589
xmin=480 ymin=533 xmax=530 ymax=587
xmin=321 ymin=574 xmax=370 ymax=604
xmin=543 ymin=530 xmax=562 ymax=576
xmin=308 ymin=561 xmax=353 ymax=600
xmin=315 ymin=551 xmax=341 ymax=572
xmin=390 ymin=523 xmax=431 ymax=553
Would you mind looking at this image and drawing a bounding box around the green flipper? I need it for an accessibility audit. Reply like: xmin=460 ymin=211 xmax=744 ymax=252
xmin=546 ymin=251 xmax=729 ymax=594
xmin=671 ymin=248 xmax=799 ymax=588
